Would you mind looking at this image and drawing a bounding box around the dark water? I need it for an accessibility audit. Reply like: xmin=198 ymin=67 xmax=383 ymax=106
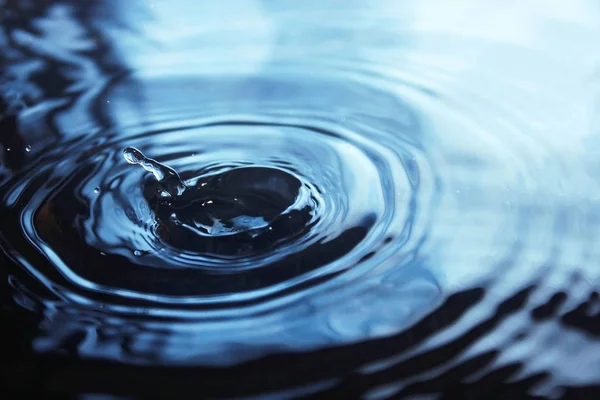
xmin=2 ymin=0 xmax=600 ymax=398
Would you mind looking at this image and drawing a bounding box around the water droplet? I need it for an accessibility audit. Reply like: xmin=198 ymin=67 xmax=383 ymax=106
xmin=123 ymin=147 xmax=187 ymax=197
xmin=6 ymin=148 xmax=10 ymax=152
xmin=93 ymin=187 xmax=100 ymax=194
xmin=25 ymin=145 xmax=31 ymax=152
xmin=100 ymin=252 xmax=106 ymax=256
xmin=133 ymin=250 xmax=142 ymax=256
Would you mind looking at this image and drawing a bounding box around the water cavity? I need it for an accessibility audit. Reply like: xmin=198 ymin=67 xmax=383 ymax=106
xmin=2 ymin=0 xmax=600 ymax=398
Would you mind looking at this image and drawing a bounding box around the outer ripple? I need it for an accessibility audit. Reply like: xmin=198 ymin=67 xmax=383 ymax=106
xmin=0 ymin=72 xmax=440 ymax=365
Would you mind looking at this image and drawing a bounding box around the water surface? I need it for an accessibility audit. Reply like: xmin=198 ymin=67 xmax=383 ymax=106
xmin=1 ymin=0 xmax=600 ymax=398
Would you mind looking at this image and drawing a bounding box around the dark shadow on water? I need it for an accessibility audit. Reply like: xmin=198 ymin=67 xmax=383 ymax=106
xmin=1 ymin=283 xmax=599 ymax=398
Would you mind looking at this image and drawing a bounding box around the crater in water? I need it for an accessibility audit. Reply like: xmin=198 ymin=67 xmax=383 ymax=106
xmin=124 ymin=146 xmax=314 ymax=255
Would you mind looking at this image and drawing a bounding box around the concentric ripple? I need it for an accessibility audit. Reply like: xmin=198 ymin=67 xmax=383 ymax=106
xmin=0 ymin=69 xmax=438 ymax=364
xmin=2 ymin=0 xmax=600 ymax=397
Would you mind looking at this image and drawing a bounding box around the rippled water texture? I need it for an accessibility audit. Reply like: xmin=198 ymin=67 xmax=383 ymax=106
xmin=2 ymin=0 xmax=600 ymax=397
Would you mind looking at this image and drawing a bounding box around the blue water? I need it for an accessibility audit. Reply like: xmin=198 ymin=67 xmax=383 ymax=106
xmin=1 ymin=0 xmax=600 ymax=397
